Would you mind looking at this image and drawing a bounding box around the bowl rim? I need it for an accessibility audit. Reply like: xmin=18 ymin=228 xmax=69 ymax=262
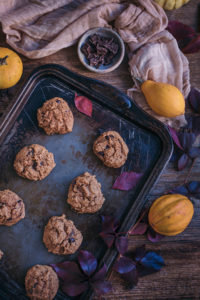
xmin=77 ymin=27 xmax=125 ymax=73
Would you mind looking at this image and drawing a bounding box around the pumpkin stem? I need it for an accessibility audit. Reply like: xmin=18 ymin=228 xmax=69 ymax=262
xmin=0 ymin=55 xmax=8 ymax=66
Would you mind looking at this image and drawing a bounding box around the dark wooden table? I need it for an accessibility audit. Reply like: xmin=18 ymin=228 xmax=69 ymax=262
xmin=0 ymin=1 xmax=200 ymax=299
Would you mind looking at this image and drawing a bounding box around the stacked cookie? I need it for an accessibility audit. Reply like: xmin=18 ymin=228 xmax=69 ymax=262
xmin=0 ymin=96 xmax=129 ymax=300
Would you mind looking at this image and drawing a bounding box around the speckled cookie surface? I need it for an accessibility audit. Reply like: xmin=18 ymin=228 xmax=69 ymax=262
xmin=0 ymin=190 xmax=25 ymax=226
xmin=67 ymin=172 xmax=105 ymax=214
xmin=93 ymin=131 xmax=129 ymax=168
xmin=37 ymin=97 xmax=74 ymax=135
xmin=25 ymin=265 xmax=59 ymax=300
xmin=43 ymin=215 xmax=82 ymax=255
xmin=14 ymin=144 xmax=56 ymax=181
xmin=0 ymin=249 xmax=3 ymax=260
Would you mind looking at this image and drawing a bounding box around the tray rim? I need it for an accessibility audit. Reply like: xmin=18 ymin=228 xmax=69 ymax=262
xmin=0 ymin=64 xmax=173 ymax=300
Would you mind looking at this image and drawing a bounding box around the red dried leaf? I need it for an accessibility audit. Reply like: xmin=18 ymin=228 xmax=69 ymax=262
xmin=129 ymin=222 xmax=148 ymax=235
xmin=115 ymin=236 xmax=128 ymax=255
xmin=51 ymin=261 xmax=84 ymax=282
xmin=99 ymin=231 xmax=115 ymax=248
xmin=78 ymin=250 xmax=97 ymax=276
xmin=74 ymin=94 xmax=92 ymax=117
xmin=167 ymin=21 xmax=200 ymax=54
xmin=112 ymin=172 xmax=142 ymax=191
xmin=188 ymin=87 xmax=200 ymax=113
xmin=168 ymin=127 xmax=183 ymax=150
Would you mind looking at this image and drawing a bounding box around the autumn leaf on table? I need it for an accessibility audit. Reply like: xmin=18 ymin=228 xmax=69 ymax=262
xmin=113 ymin=245 xmax=165 ymax=288
xmin=188 ymin=88 xmax=200 ymax=114
xmin=167 ymin=21 xmax=200 ymax=54
xmin=99 ymin=215 xmax=128 ymax=254
xmin=112 ymin=171 xmax=143 ymax=191
xmin=171 ymin=181 xmax=200 ymax=199
xmin=51 ymin=250 xmax=112 ymax=297
xmin=74 ymin=93 xmax=92 ymax=117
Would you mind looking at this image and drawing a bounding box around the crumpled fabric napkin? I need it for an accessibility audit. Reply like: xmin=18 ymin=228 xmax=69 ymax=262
xmin=0 ymin=0 xmax=190 ymax=129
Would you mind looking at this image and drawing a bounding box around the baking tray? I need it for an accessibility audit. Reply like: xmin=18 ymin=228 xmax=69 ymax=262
xmin=0 ymin=64 xmax=173 ymax=299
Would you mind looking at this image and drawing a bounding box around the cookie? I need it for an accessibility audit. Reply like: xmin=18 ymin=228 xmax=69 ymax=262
xmin=43 ymin=215 xmax=82 ymax=255
xmin=0 ymin=189 xmax=25 ymax=226
xmin=14 ymin=144 xmax=56 ymax=181
xmin=67 ymin=172 xmax=105 ymax=214
xmin=25 ymin=265 xmax=59 ymax=300
xmin=37 ymin=97 xmax=74 ymax=135
xmin=0 ymin=249 xmax=3 ymax=260
xmin=93 ymin=130 xmax=129 ymax=168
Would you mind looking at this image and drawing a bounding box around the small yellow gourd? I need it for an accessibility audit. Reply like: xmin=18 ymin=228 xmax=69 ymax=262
xmin=148 ymin=194 xmax=194 ymax=236
xmin=0 ymin=47 xmax=23 ymax=89
xmin=154 ymin=0 xmax=190 ymax=10
xmin=141 ymin=80 xmax=185 ymax=118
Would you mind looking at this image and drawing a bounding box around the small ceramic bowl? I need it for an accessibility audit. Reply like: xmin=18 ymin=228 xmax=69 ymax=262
xmin=77 ymin=27 xmax=125 ymax=73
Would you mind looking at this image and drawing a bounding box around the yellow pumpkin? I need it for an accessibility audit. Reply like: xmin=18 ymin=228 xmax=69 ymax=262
xmin=0 ymin=47 xmax=23 ymax=89
xmin=148 ymin=194 xmax=194 ymax=236
xmin=154 ymin=0 xmax=190 ymax=10
xmin=141 ymin=80 xmax=185 ymax=118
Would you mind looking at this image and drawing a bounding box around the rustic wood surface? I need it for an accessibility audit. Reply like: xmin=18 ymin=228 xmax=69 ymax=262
xmin=0 ymin=1 xmax=200 ymax=299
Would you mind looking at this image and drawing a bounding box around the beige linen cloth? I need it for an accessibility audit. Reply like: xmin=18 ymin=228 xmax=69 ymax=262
xmin=0 ymin=0 xmax=190 ymax=129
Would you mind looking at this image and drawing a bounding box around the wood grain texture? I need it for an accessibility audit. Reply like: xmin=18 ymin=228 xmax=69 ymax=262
xmin=0 ymin=1 xmax=200 ymax=299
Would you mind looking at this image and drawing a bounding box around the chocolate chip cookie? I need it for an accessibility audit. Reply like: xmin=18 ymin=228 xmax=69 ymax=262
xmin=25 ymin=265 xmax=59 ymax=300
xmin=0 ymin=189 xmax=25 ymax=226
xmin=0 ymin=249 xmax=3 ymax=260
xmin=67 ymin=172 xmax=105 ymax=214
xmin=14 ymin=144 xmax=56 ymax=181
xmin=43 ymin=215 xmax=83 ymax=255
xmin=37 ymin=97 xmax=74 ymax=135
xmin=93 ymin=130 xmax=129 ymax=168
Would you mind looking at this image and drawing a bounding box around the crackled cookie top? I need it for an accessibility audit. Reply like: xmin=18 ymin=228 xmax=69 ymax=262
xmin=25 ymin=265 xmax=59 ymax=300
xmin=37 ymin=97 xmax=74 ymax=135
xmin=0 ymin=189 xmax=25 ymax=226
xmin=93 ymin=130 xmax=129 ymax=168
xmin=14 ymin=144 xmax=56 ymax=181
xmin=43 ymin=215 xmax=82 ymax=255
xmin=67 ymin=172 xmax=105 ymax=214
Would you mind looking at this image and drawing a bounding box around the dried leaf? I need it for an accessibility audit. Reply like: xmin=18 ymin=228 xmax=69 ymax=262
xmin=186 ymin=115 xmax=200 ymax=134
xmin=188 ymin=147 xmax=200 ymax=159
xmin=62 ymin=282 xmax=89 ymax=297
xmin=167 ymin=21 xmax=200 ymax=54
xmin=112 ymin=172 xmax=142 ymax=191
xmin=171 ymin=181 xmax=200 ymax=199
xmin=92 ymin=264 xmax=107 ymax=281
xmin=92 ymin=281 xmax=112 ymax=296
xmin=78 ymin=250 xmax=97 ymax=276
xmin=178 ymin=132 xmax=196 ymax=152
xmin=138 ymin=251 xmax=165 ymax=276
xmin=188 ymin=88 xmax=200 ymax=114
xmin=99 ymin=232 xmax=115 ymax=248
xmin=100 ymin=215 xmax=119 ymax=232
xmin=115 ymin=236 xmax=128 ymax=255
xmin=113 ymin=257 xmax=136 ymax=274
xmin=168 ymin=126 xmax=183 ymax=150
xmin=129 ymin=222 xmax=148 ymax=235
xmin=121 ymin=268 xmax=139 ymax=289
xmin=132 ymin=245 xmax=146 ymax=263
xmin=147 ymin=227 xmax=165 ymax=243
xmin=74 ymin=94 xmax=92 ymax=117
xmin=51 ymin=261 xmax=84 ymax=282
xmin=178 ymin=153 xmax=189 ymax=171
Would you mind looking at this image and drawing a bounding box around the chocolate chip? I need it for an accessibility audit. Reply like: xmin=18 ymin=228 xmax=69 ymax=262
xmin=68 ymin=238 xmax=75 ymax=244
xmin=105 ymin=136 xmax=109 ymax=140
xmin=105 ymin=145 xmax=110 ymax=149
xmin=17 ymin=200 xmax=22 ymax=203
xmin=109 ymin=135 xmax=114 ymax=138
xmin=32 ymin=161 xmax=37 ymax=170
xmin=7 ymin=218 xmax=12 ymax=221
xmin=56 ymin=100 xmax=61 ymax=104
xmin=98 ymin=151 xmax=105 ymax=157
xmin=40 ymin=162 xmax=44 ymax=166
xmin=27 ymin=149 xmax=34 ymax=156
xmin=33 ymin=282 xmax=38 ymax=288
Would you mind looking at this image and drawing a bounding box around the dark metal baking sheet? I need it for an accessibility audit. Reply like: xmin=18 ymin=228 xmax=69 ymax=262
xmin=0 ymin=64 xmax=173 ymax=299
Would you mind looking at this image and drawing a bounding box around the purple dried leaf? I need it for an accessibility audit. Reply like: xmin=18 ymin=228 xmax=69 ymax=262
xmin=187 ymin=181 xmax=200 ymax=198
xmin=178 ymin=153 xmax=189 ymax=171
xmin=170 ymin=185 xmax=188 ymax=195
xmin=92 ymin=264 xmax=107 ymax=281
xmin=112 ymin=172 xmax=142 ymax=191
xmin=186 ymin=115 xmax=200 ymax=134
xmin=129 ymin=222 xmax=148 ymax=235
xmin=62 ymin=281 xmax=89 ymax=297
xmin=131 ymin=245 xmax=146 ymax=262
xmin=178 ymin=132 xmax=196 ymax=152
xmin=168 ymin=127 xmax=183 ymax=150
xmin=188 ymin=87 xmax=200 ymax=113
xmin=92 ymin=280 xmax=112 ymax=296
xmin=115 ymin=236 xmax=128 ymax=255
xmin=138 ymin=251 xmax=165 ymax=277
xmin=51 ymin=261 xmax=83 ymax=282
xmin=121 ymin=268 xmax=139 ymax=289
xmin=99 ymin=231 xmax=115 ymax=248
xmin=188 ymin=147 xmax=200 ymax=159
xmin=101 ymin=215 xmax=119 ymax=232
xmin=113 ymin=256 xmax=136 ymax=274
xmin=147 ymin=227 xmax=165 ymax=243
xmin=78 ymin=250 xmax=97 ymax=276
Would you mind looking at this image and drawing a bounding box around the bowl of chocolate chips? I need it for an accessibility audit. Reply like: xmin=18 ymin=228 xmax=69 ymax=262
xmin=77 ymin=27 xmax=125 ymax=73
